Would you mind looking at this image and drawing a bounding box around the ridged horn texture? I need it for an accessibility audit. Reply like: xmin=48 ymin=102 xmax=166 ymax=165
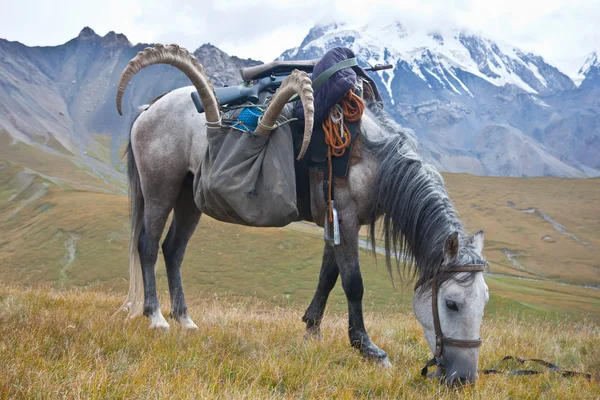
xmin=116 ymin=43 xmax=220 ymax=125
xmin=255 ymin=69 xmax=314 ymax=160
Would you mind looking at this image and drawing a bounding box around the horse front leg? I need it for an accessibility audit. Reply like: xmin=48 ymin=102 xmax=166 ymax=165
xmin=302 ymin=244 xmax=339 ymax=338
xmin=334 ymin=207 xmax=391 ymax=366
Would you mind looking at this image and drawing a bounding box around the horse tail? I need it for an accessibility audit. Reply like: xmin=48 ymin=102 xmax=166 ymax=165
xmin=118 ymin=111 xmax=147 ymax=319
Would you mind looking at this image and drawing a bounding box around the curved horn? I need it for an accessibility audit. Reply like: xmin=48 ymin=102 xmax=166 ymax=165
xmin=255 ymin=69 xmax=314 ymax=160
xmin=116 ymin=43 xmax=220 ymax=125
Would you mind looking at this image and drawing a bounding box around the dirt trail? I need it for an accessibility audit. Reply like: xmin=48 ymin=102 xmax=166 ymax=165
xmin=59 ymin=232 xmax=82 ymax=285
xmin=508 ymin=201 xmax=591 ymax=247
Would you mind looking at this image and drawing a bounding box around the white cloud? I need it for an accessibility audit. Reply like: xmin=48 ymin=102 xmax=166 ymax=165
xmin=1 ymin=0 xmax=598 ymax=74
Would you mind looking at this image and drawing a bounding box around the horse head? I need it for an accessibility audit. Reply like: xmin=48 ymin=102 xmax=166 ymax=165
xmin=413 ymin=231 xmax=488 ymax=385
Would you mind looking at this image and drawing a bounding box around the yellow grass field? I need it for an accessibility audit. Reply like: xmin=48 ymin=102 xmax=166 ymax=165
xmin=444 ymin=174 xmax=600 ymax=286
xmin=1 ymin=147 xmax=600 ymax=398
xmin=0 ymin=285 xmax=598 ymax=399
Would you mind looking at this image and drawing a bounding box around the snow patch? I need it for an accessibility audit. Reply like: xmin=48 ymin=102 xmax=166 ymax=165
xmin=381 ymin=69 xmax=395 ymax=105
xmin=574 ymin=51 xmax=598 ymax=86
xmin=526 ymin=62 xmax=548 ymax=87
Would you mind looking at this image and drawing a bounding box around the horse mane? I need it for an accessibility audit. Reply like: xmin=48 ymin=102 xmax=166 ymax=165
xmin=363 ymin=106 xmax=483 ymax=289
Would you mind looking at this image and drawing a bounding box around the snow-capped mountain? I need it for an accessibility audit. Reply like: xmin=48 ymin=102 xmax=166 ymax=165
xmin=280 ymin=23 xmax=600 ymax=177
xmin=579 ymin=52 xmax=600 ymax=90
xmin=281 ymin=23 xmax=573 ymax=99
xmin=1 ymin=25 xmax=598 ymax=179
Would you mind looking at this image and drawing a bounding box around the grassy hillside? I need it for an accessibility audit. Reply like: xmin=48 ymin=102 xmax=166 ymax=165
xmin=0 ymin=285 xmax=598 ymax=399
xmin=0 ymin=131 xmax=125 ymax=194
xmin=444 ymin=173 xmax=600 ymax=286
xmin=1 ymin=159 xmax=600 ymax=322
xmin=2 ymin=145 xmax=600 ymax=398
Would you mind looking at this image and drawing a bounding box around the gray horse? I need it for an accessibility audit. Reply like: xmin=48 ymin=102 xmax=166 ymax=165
xmin=117 ymin=44 xmax=489 ymax=384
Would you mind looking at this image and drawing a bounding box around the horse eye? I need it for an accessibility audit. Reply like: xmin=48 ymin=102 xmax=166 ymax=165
xmin=445 ymin=300 xmax=459 ymax=312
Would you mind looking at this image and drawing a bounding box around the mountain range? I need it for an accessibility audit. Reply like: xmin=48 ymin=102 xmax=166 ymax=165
xmin=280 ymin=23 xmax=600 ymax=177
xmin=1 ymin=25 xmax=598 ymax=185
xmin=0 ymin=28 xmax=259 ymax=190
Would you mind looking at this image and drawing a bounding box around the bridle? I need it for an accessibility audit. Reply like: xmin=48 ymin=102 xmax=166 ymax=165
xmin=418 ymin=264 xmax=596 ymax=382
xmin=420 ymin=264 xmax=486 ymax=377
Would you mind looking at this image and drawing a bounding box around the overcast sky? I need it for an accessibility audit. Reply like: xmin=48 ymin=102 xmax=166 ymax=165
xmin=2 ymin=0 xmax=599 ymax=75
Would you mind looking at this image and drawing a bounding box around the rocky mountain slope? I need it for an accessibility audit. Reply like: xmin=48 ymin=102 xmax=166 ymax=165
xmin=1 ymin=25 xmax=598 ymax=179
xmin=280 ymin=23 xmax=600 ymax=177
xmin=0 ymin=27 xmax=259 ymax=189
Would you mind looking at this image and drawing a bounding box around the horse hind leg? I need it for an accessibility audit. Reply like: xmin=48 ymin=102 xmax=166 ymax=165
xmin=161 ymin=172 xmax=201 ymax=330
xmin=138 ymin=199 xmax=174 ymax=330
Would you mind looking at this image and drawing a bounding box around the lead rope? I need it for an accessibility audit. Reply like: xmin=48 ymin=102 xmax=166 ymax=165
xmin=482 ymin=355 xmax=597 ymax=382
xmin=423 ymin=355 xmax=597 ymax=382
xmin=322 ymin=90 xmax=365 ymax=222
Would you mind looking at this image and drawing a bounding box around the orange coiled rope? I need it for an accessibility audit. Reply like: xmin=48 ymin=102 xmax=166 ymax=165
xmin=322 ymin=90 xmax=365 ymax=222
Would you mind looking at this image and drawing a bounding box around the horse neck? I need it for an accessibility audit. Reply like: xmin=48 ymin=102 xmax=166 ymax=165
xmin=364 ymin=124 xmax=464 ymax=281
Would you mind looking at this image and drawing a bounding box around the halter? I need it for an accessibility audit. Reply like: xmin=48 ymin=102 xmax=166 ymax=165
xmin=420 ymin=264 xmax=486 ymax=377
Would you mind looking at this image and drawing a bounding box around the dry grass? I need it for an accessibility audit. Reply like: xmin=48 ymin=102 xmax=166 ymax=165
xmin=0 ymin=285 xmax=598 ymax=399
xmin=2 ymin=149 xmax=600 ymax=398
xmin=0 ymin=131 xmax=123 ymax=193
xmin=444 ymin=174 xmax=600 ymax=286
xmin=2 ymin=162 xmax=600 ymax=323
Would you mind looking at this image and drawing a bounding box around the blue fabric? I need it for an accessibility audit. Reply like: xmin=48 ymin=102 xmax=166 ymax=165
xmin=232 ymin=107 xmax=263 ymax=132
xmin=294 ymin=47 xmax=382 ymax=125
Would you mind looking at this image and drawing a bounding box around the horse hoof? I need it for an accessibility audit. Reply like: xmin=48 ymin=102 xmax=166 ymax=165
xmin=378 ymin=356 xmax=393 ymax=368
xmin=303 ymin=327 xmax=322 ymax=341
xmin=178 ymin=316 xmax=198 ymax=330
xmin=149 ymin=321 xmax=170 ymax=330
xmin=149 ymin=311 xmax=170 ymax=330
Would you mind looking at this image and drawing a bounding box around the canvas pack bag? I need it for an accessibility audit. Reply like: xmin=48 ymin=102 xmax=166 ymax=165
xmin=193 ymin=104 xmax=299 ymax=227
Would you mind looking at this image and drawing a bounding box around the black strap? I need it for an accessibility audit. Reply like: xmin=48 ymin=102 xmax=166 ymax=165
xmin=482 ymin=356 xmax=595 ymax=382
xmin=422 ymin=355 xmax=595 ymax=381
xmin=421 ymin=357 xmax=443 ymax=377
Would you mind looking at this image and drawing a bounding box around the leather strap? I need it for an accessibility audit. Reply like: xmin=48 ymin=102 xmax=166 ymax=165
xmin=431 ymin=278 xmax=443 ymax=358
xmin=311 ymin=58 xmax=358 ymax=90
xmin=421 ymin=357 xmax=442 ymax=377
xmin=482 ymin=356 xmax=596 ymax=382
xmin=423 ymin=355 xmax=596 ymax=381
xmin=442 ymin=338 xmax=483 ymax=348
xmin=444 ymin=265 xmax=487 ymax=273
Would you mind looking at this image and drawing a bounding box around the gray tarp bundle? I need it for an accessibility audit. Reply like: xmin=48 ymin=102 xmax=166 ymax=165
xmin=193 ymin=46 xmax=377 ymax=228
xmin=193 ymin=105 xmax=298 ymax=227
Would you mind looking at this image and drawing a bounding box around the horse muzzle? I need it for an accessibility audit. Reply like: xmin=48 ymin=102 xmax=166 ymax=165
xmin=441 ymin=346 xmax=480 ymax=386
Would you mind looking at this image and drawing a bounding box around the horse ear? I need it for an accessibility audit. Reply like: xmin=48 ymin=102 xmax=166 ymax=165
xmin=473 ymin=230 xmax=484 ymax=253
xmin=443 ymin=231 xmax=460 ymax=263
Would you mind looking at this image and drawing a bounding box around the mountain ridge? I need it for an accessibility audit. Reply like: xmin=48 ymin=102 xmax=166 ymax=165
xmin=0 ymin=27 xmax=261 ymax=190
xmin=1 ymin=25 xmax=598 ymax=179
xmin=279 ymin=23 xmax=600 ymax=177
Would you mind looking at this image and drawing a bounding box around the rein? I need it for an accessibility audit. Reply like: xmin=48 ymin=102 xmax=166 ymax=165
xmin=421 ymin=264 xmax=485 ymax=377
xmin=420 ymin=265 xmax=596 ymax=383
xmin=482 ymin=355 xmax=596 ymax=382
